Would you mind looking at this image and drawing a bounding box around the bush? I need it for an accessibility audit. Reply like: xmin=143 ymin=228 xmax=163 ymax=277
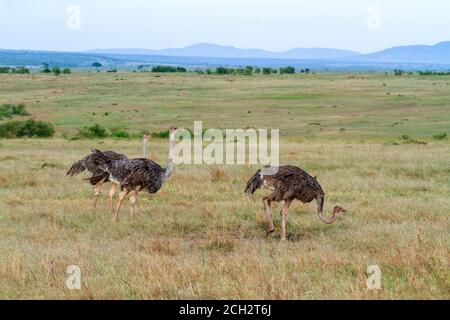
xmin=262 ymin=67 xmax=273 ymax=75
xmin=0 ymin=67 xmax=30 ymax=74
xmin=418 ymin=71 xmax=450 ymax=76
xmin=433 ymin=133 xmax=447 ymax=140
xmin=151 ymin=129 xmax=170 ymax=138
xmin=107 ymin=69 xmax=117 ymax=73
xmin=280 ymin=66 xmax=295 ymax=74
xmin=13 ymin=67 xmax=30 ymax=74
xmin=216 ymin=67 xmax=233 ymax=75
xmin=399 ymin=134 xmax=427 ymax=145
xmin=151 ymin=65 xmax=187 ymax=73
xmin=62 ymin=68 xmax=72 ymax=74
xmin=111 ymin=128 xmax=130 ymax=138
xmin=76 ymin=124 xmax=108 ymax=139
xmin=42 ymin=67 xmax=52 ymax=73
xmin=0 ymin=104 xmax=29 ymax=120
xmin=52 ymin=67 xmax=61 ymax=76
xmin=0 ymin=119 xmax=55 ymax=138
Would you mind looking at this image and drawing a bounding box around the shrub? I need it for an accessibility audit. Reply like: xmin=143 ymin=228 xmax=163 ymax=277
xmin=42 ymin=67 xmax=52 ymax=73
xmin=15 ymin=67 xmax=30 ymax=74
xmin=111 ymin=128 xmax=130 ymax=138
xmin=0 ymin=119 xmax=55 ymax=138
xmin=62 ymin=68 xmax=72 ymax=74
xmin=280 ymin=66 xmax=295 ymax=74
xmin=399 ymin=134 xmax=427 ymax=145
xmin=151 ymin=129 xmax=170 ymax=138
xmin=262 ymin=67 xmax=272 ymax=75
xmin=244 ymin=66 xmax=253 ymax=75
xmin=52 ymin=67 xmax=61 ymax=76
xmin=0 ymin=104 xmax=29 ymax=120
xmin=151 ymin=65 xmax=187 ymax=73
xmin=433 ymin=133 xmax=447 ymax=140
xmin=0 ymin=67 xmax=30 ymax=74
xmin=216 ymin=67 xmax=233 ymax=75
xmin=107 ymin=69 xmax=117 ymax=73
xmin=76 ymin=124 xmax=108 ymax=139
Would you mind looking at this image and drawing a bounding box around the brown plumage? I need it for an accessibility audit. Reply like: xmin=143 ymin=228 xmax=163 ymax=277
xmin=91 ymin=127 xmax=177 ymax=223
xmin=67 ymin=150 xmax=127 ymax=213
xmin=245 ymin=165 xmax=346 ymax=240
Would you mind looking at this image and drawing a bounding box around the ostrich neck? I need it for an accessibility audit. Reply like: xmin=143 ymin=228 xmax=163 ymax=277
xmin=316 ymin=195 xmax=339 ymax=224
xmin=143 ymin=138 xmax=148 ymax=158
xmin=163 ymin=133 xmax=175 ymax=180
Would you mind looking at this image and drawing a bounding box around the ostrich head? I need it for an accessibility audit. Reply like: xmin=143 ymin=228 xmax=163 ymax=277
xmin=143 ymin=132 xmax=151 ymax=158
xmin=333 ymin=206 xmax=347 ymax=215
xmin=169 ymin=126 xmax=178 ymax=137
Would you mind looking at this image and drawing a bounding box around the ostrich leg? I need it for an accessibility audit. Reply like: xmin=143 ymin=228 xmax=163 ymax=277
xmin=112 ymin=189 xmax=130 ymax=223
xmin=280 ymin=199 xmax=292 ymax=241
xmin=129 ymin=188 xmax=140 ymax=221
xmin=263 ymin=197 xmax=275 ymax=236
xmin=108 ymin=183 xmax=116 ymax=213
xmin=92 ymin=181 xmax=104 ymax=214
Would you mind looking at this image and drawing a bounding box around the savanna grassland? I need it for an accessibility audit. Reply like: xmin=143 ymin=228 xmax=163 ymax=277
xmin=0 ymin=72 xmax=449 ymax=299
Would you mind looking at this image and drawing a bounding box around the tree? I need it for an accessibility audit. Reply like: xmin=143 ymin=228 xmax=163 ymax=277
xmin=280 ymin=66 xmax=295 ymax=74
xmin=92 ymin=62 xmax=102 ymax=69
xmin=62 ymin=68 xmax=71 ymax=74
xmin=245 ymin=65 xmax=254 ymax=75
xmin=52 ymin=67 xmax=61 ymax=76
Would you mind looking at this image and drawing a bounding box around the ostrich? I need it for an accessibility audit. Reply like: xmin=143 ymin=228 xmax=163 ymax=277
xmin=91 ymin=127 xmax=177 ymax=223
xmin=245 ymin=165 xmax=346 ymax=241
xmin=67 ymin=133 xmax=152 ymax=213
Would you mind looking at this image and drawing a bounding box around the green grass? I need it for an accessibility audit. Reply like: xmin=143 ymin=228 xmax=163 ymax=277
xmin=0 ymin=72 xmax=449 ymax=141
xmin=0 ymin=72 xmax=449 ymax=299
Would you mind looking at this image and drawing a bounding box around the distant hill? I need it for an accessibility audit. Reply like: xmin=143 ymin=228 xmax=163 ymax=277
xmin=88 ymin=43 xmax=360 ymax=60
xmin=0 ymin=49 xmax=119 ymax=67
xmin=88 ymin=41 xmax=450 ymax=64
xmin=354 ymin=41 xmax=450 ymax=63
xmin=2 ymin=41 xmax=450 ymax=71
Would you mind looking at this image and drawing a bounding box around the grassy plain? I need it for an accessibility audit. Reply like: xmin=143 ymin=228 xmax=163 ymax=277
xmin=0 ymin=72 xmax=449 ymax=299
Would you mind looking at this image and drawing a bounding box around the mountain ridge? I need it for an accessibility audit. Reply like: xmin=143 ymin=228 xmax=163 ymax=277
xmin=87 ymin=41 xmax=450 ymax=63
xmin=88 ymin=43 xmax=360 ymax=60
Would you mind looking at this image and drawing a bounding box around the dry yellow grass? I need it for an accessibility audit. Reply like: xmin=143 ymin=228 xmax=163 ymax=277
xmin=0 ymin=138 xmax=448 ymax=299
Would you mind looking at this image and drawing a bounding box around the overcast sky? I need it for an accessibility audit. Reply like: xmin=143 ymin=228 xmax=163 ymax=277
xmin=0 ymin=0 xmax=448 ymax=53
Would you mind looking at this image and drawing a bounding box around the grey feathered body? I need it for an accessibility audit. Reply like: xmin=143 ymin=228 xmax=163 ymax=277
xmin=107 ymin=158 xmax=165 ymax=194
xmin=67 ymin=150 xmax=127 ymax=185
xmin=245 ymin=165 xmax=324 ymax=204
xmin=91 ymin=150 xmax=169 ymax=194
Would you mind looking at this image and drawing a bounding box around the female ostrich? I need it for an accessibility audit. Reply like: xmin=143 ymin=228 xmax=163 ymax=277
xmin=67 ymin=150 xmax=127 ymax=213
xmin=92 ymin=127 xmax=177 ymax=223
xmin=245 ymin=165 xmax=346 ymax=241
xmin=67 ymin=134 xmax=152 ymax=213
